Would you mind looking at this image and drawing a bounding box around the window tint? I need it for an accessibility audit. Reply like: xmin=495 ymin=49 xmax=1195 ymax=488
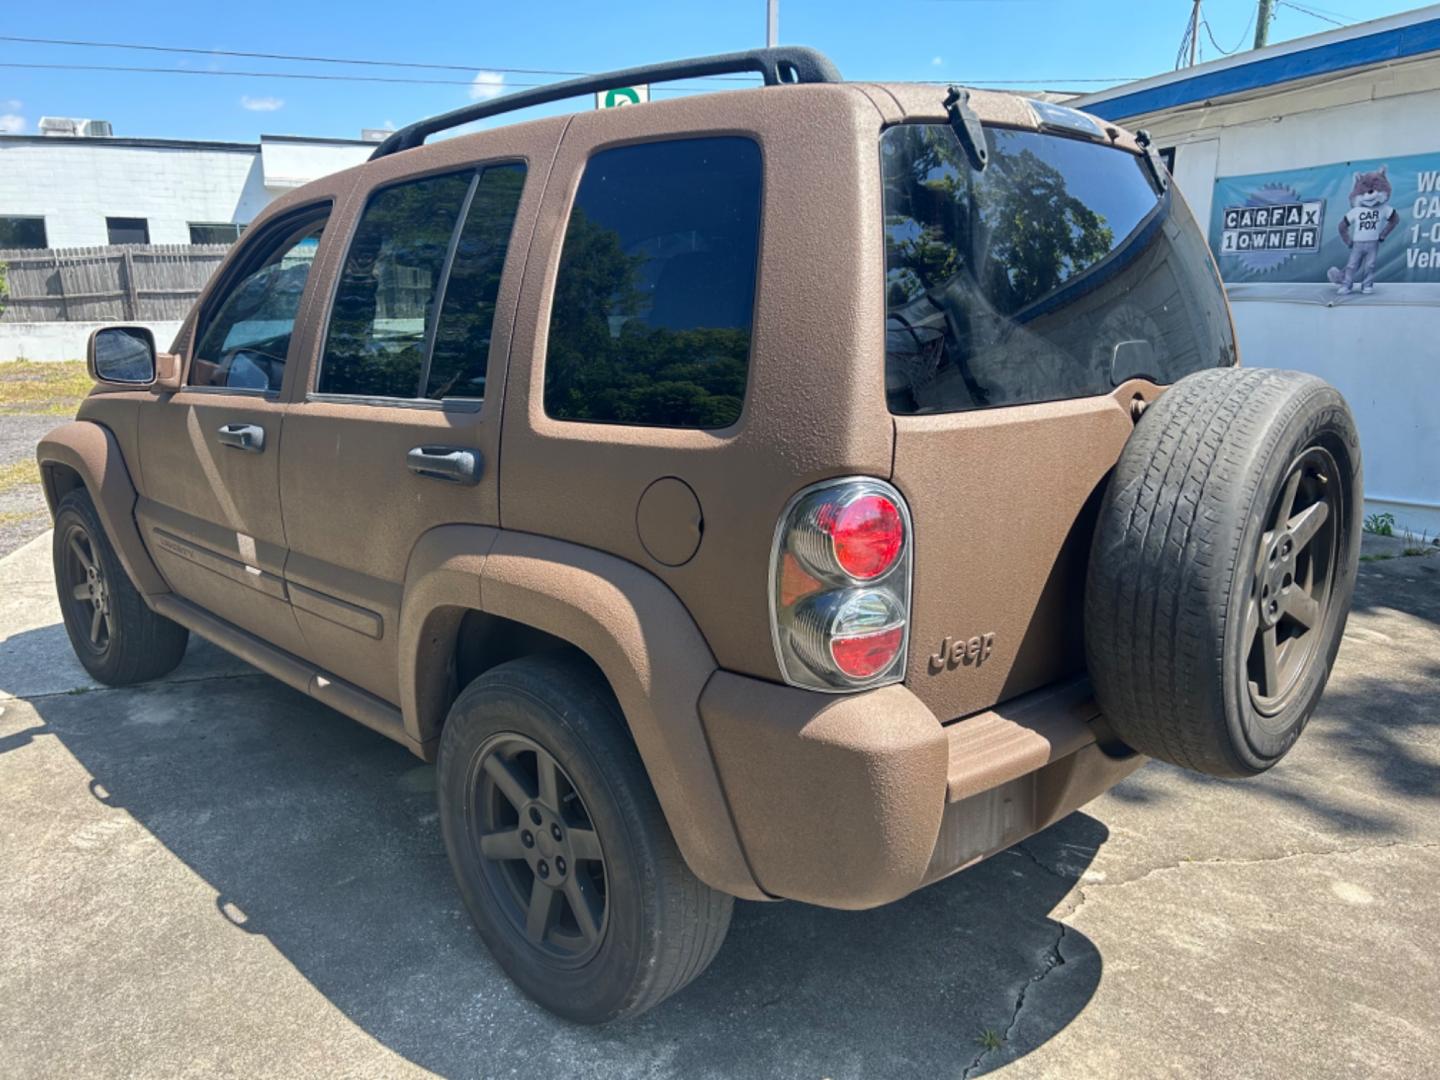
xmin=318 ymin=172 xmax=472 ymax=399
xmin=543 ymin=137 xmax=761 ymax=428
xmin=424 ymin=164 xmax=526 ymax=400
xmin=106 ymin=217 xmax=150 ymax=245
xmin=190 ymin=210 xmax=327 ymax=392
xmin=882 ymin=125 xmax=1234 ymax=415
xmin=0 ymin=216 xmax=47 ymax=248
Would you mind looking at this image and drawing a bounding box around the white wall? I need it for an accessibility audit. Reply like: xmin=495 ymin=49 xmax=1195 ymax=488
xmin=0 ymin=143 xmax=266 ymax=247
xmin=0 ymin=320 xmax=184 ymax=362
xmin=0 ymin=137 xmax=372 ymax=249
xmin=1126 ymin=62 xmax=1440 ymax=536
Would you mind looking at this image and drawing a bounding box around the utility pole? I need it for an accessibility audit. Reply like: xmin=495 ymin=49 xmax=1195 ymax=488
xmin=1189 ymin=0 xmax=1202 ymax=66
xmin=766 ymin=0 xmax=778 ymax=48
xmin=1255 ymin=0 xmax=1275 ymax=49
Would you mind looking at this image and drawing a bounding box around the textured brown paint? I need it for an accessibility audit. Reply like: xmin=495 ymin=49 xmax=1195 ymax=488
xmin=894 ymin=381 xmax=1164 ymax=722
xmin=36 ymin=420 xmax=168 ymax=595
xmin=478 ymin=531 xmax=763 ymax=900
xmin=501 ymin=86 xmax=894 ymax=681
xmin=700 ymin=673 xmax=948 ymax=909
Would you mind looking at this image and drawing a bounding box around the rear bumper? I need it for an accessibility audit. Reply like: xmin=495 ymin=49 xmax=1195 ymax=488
xmin=698 ymin=673 xmax=1143 ymax=909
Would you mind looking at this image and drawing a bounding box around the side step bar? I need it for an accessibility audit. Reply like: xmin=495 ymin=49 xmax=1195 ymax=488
xmin=151 ymin=595 xmax=423 ymax=757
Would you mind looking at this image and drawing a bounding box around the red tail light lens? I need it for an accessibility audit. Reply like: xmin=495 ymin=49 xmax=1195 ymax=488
xmin=770 ymin=478 xmax=912 ymax=692
xmin=829 ymin=494 xmax=904 ymax=580
xmin=831 ymin=624 xmax=905 ymax=679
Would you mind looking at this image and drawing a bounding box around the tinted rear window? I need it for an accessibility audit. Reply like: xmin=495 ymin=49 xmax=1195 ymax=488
xmin=882 ymin=124 xmax=1234 ymax=415
xmin=543 ymin=137 xmax=761 ymax=429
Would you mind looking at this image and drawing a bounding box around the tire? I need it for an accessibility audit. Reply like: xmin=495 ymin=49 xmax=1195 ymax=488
xmin=1086 ymin=368 xmax=1361 ymax=777
xmin=436 ymin=652 xmax=733 ymax=1023
xmin=52 ymin=487 xmax=189 ymax=686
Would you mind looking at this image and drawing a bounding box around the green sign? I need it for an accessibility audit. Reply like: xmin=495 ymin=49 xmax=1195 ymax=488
xmin=596 ymin=85 xmax=649 ymax=109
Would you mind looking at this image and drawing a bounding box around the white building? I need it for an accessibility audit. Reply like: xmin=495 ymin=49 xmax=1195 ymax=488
xmin=1072 ymin=4 xmax=1440 ymax=536
xmin=0 ymin=127 xmax=374 ymax=250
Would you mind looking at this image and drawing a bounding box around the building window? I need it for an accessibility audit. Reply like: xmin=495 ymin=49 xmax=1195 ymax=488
xmin=0 ymin=216 xmax=48 ymax=249
xmin=106 ymin=217 xmax=151 ymax=246
xmin=189 ymin=222 xmax=244 ymax=245
xmin=543 ymin=137 xmax=761 ymax=429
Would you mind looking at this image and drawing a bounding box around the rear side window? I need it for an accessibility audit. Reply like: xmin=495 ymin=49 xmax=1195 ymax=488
xmin=543 ymin=137 xmax=761 ymax=429
xmin=882 ymin=124 xmax=1235 ymax=415
xmin=319 ymin=164 xmax=526 ymax=401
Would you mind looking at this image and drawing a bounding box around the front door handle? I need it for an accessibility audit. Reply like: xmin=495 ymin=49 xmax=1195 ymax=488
xmin=407 ymin=445 xmax=480 ymax=484
xmin=217 ymin=423 xmax=265 ymax=453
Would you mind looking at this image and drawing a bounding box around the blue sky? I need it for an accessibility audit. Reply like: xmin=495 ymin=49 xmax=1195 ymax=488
xmin=0 ymin=0 xmax=1427 ymax=142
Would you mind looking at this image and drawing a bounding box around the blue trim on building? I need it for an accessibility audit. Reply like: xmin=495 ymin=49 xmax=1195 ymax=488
xmin=1085 ymin=16 xmax=1440 ymax=120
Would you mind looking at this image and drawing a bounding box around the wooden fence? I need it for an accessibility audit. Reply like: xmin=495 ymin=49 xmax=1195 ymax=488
xmin=0 ymin=243 xmax=230 ymax=323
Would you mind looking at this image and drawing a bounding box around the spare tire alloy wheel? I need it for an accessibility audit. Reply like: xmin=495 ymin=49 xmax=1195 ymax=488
xmin=471 ymin=733 xmax=608 ymax=964
xmin=1246 ymin=447 xmax=1340 ymax=719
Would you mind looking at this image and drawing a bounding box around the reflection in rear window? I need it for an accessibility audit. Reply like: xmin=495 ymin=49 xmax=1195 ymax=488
xmin=882 ymin=125 xmax=1234 ymax=415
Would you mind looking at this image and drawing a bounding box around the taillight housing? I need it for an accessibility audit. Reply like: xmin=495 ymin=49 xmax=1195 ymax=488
xmin=770 ymin=477 xmax=912 ymax=692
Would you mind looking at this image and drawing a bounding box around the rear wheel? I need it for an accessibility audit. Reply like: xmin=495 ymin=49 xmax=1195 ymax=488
xmin=1086 ymin=368 xmax=1361 ymax=777
xmin=52 ymin=488 xmax=188 ymax=686
xmin=436 ymin=653 xmax=733 ymax=1023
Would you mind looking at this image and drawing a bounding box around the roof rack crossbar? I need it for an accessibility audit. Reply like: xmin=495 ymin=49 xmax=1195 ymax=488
xmin=369 ymin=46 xmax=842 ymax=160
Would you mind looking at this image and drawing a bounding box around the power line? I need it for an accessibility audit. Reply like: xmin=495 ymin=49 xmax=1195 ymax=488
xmin=1201 ymin=8 xmax=1258 ymax=57
xmin=0 ymin=61 xmax=735 ymax=95
xmin=0 ymin=33 xmax=753 ymax=82
xmin=0 ymin=60 xmax=1141 ymax=91
xmin=1278 ymin=1 xmax=1346 ymax=28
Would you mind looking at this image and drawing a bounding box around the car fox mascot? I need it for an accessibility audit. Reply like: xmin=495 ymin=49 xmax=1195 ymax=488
xmin=1327 ymin=165 xmax=1399 ymax=294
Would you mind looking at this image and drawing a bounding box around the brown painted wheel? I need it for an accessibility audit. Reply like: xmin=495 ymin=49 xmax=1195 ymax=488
xmin=1245 ymin=446 xmax=1341 ymax=718
xmin=470 ymin=733 xmax=609 ymax=965
xmin=1087 ymin=368 xmax=1361 ymax=777
xmin=51 ymin=488 xmax=188 ymax=686
xmin=58 ymin=519 xmax=115 ymax=655
xmin=436 ymin=653 xmax=732 ymax=1023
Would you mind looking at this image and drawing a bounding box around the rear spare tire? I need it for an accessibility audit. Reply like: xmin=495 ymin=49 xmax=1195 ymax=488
xmin=1086 ymin=368 xmax=1361 ymax=777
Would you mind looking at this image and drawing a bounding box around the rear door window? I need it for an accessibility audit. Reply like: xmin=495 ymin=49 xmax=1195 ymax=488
xmin=317 ymin=163 xmax=526 ymax=402
xmin=882 ymin=124 xmax=1235 ymax=415
xmin=543 ymin=137 xmax=762 ymax=429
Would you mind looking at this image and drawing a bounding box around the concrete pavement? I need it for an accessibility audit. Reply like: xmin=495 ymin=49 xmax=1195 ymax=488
xmin=2 ymin=532 xmax=1437 ymax=1078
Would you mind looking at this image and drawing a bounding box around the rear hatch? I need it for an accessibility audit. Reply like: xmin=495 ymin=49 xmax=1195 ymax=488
xmin=881 ymin=116 xmax=1236 ymax=721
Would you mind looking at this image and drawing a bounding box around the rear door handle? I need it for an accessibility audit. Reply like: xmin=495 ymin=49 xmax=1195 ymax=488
xmin=407 ymin=445 xmax=480 ymax=484
xmin=217 ymin=423 xmax=265 ymax=453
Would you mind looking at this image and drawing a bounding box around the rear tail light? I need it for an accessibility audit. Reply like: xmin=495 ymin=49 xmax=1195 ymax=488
xmin=770 ymin=478 xmax=912 ymax=692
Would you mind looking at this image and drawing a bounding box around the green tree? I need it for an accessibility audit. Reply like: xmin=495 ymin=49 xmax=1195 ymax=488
xmin=0 ymin=261 xmax=9 ymax=318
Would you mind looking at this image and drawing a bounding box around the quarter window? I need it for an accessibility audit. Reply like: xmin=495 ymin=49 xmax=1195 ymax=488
xmin=543 ymin=137 xmax=761 ymax=429
xmin=190 ymin=208 xmax=328 ymax=392
xmin=318 ymin=164 xmax=526 ymax=402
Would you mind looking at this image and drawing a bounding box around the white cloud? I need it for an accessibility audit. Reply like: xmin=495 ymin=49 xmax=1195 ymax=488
xmin=2 ymin=99 xmax=21 ymax=111
xmin=469 ymin=71 xmax=505 ymax=101
xmin=240 ymin=95 xmax=285 ymax=112
xmin=0 ymin=113 xmax=25 ymax=134
xmin=931 ymin=56 xmax=944 ymax=67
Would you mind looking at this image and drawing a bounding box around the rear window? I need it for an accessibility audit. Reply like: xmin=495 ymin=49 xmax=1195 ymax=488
xmin=882 ymin=124 xmax=1235 ymax=415
xmin=543 ymin=137 xmax=761 ymax=429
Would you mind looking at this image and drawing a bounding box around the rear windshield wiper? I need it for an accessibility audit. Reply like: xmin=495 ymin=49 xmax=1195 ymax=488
xmin=943 ymin=86 xmax=989 ymax=173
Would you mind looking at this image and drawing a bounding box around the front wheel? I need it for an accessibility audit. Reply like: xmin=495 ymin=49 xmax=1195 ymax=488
xmin=436 ymin=653 xmax=733 ymax=1023
xmin=52 ymin=487 xmax=188 ymax=686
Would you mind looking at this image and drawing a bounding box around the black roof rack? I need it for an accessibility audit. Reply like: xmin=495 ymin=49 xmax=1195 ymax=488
xmin=369 ymin=46 xmax=842 ymax=160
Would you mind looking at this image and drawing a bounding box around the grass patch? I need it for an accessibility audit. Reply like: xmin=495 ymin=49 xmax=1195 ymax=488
xmin=1359 ymin=553 xmax=1394 ymax=563
xmin=0 ymin=508 xmax=47 ymax=527
xmin=0 ymin=360 xmax=92 ymax=416
xmin=0 ymin=457 xmax=41 ymax=494
xmin=976 ymin=1029 xmax=1004 ymax=1051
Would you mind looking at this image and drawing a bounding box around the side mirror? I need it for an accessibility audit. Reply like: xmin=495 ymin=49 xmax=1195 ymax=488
xmin=88 ymin=326 xmax=157 ymax=387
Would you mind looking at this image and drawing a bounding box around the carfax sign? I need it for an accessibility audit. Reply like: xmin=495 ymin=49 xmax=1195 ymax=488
xmin=1207 ymin=151 xmax=1440 ymax=305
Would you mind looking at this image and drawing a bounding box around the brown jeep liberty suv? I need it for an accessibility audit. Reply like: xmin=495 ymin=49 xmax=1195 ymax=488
xmin=39 ymin=48 xmax=1361 ymax=1023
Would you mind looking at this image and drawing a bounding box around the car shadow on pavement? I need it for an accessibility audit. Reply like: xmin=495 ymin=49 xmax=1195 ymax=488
xmin=7 ymin=623 xmax=1107 ymax=1079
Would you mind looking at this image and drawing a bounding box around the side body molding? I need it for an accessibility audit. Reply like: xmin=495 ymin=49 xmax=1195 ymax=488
xmin=398 ymin=526 xmax=764 ymax=901
xmin=36 ymin=420 xmax=169 ymax=596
